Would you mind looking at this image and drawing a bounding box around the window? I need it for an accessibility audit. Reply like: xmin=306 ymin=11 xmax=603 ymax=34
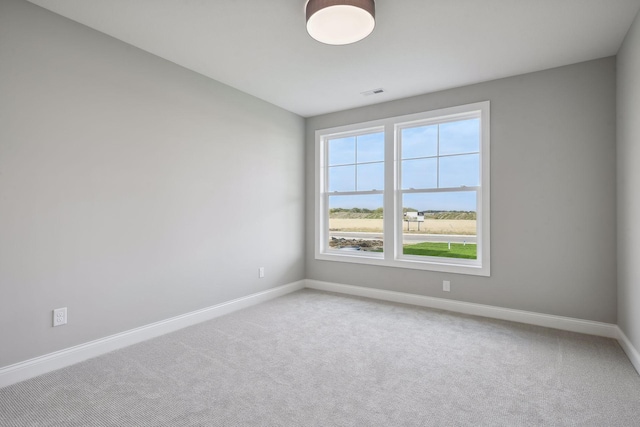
xmin=315 ymin=102 xmax=490 ymax=276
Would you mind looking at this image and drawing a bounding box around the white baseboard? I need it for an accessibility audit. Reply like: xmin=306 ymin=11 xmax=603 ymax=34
xmin=616 ymin=327 xmax=640 ymax=375
xmin=0 ymin=280 xmax=305 ymax=389
xmin=3 ymin=279 xmax=636 ymax=389
xmin=305 ymin=280 xmax=618 ymax=339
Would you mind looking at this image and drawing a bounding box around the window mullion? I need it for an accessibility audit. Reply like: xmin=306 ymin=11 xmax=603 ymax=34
xmin=436 ymin=124 xmax=440 ymax=189
xmin=354 ymin=136 xmax=358 ymax=191
xmin=327 ymin=190 xmax=383 ymax=196
xmin=383 ymin=123 xmax=395 ymax=258
xmin=401 ymin=186 xmax=480 ymax=194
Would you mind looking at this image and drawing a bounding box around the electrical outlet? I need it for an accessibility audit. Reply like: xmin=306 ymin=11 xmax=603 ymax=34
xmin=443 ymin=280 xmax=451 ymax=292
xmin=259 ymin=267 xmax=265 ymax=278
xmin=53 ymin=307 xmax=67 ymax=327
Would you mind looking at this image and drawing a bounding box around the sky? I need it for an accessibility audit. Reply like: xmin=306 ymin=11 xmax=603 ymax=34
xmin=327 ymin=118 xmax=480 ymax=211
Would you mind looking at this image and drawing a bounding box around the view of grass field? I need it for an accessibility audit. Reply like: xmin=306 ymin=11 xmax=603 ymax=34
xmin=328 ymin=208 xmax=477 ymax=259
xmin=329 ymin=208 xmax=475 ymax=221
xmin=328 ymin=208 xmax=476 ymax=235
xmin=403 ymin=242 xmax=477 ymax=259
xmin=329 ymin=218 xmax=476 ymax=235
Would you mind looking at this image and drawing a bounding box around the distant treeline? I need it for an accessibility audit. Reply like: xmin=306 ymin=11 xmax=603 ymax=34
xmin=330 ymin=207 xmax=384 ymax=219
xmin=329 ymin=208 xmax=476 ymax=220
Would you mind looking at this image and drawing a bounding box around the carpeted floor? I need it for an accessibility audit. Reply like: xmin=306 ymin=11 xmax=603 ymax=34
xmin=1 ymin=289 xmax=639 ymax=426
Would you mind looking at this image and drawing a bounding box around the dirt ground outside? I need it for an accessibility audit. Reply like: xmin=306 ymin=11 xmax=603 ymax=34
xmin=329 ymin=218 xmax=476 ymax=235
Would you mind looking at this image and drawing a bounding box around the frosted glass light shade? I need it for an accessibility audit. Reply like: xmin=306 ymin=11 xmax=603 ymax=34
xmin=306 ymin=0 xmax=375 ymax=45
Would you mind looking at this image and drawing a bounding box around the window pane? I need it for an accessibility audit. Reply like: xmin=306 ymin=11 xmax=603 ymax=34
xmin=439 ymin=154 xmax=480 ymax=188
xmin=357 ymin=132 xmax=384 ymax=163
xmin=357 ymin=162 xmax=384 ymax=191
xmin=402 ymin=125 xmax=438 ymax=159
xmin=328 ymin=136 xmax=355 ymax=166
xmin=329 ymin=195 xmax=384 ymax=253
xmin=328 ymin=165 xmax=355 ymax=192
xmin=402 ymin=192 xmax=477 ymax=259
xmin=401 ymin=158 xmax=437 ymax=189
xmin=439 ymin=118 xmax=480 ymax=155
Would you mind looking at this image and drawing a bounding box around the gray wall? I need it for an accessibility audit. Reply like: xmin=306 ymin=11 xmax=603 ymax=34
xmin=306 ymin=58 xmax=617 ymax=323
xmin=0 ymin=0 xmax=305 ymax=368
xmin=0 ymin=0 xmax=626 ymax=371
xmin=617 ymin=10 xmax=640 ymax=352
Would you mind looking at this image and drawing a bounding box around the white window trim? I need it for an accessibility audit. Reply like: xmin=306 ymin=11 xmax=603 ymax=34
xmin=315 ymin=101 xmax=490 ymax=277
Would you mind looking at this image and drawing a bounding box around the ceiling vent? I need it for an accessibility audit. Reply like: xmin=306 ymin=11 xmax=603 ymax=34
xmin=361 ymin=88 xmax=385 ymax=96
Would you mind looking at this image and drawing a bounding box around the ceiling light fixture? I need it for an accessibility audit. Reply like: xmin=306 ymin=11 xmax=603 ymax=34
xmin=306 ymin=0 xmax=376 ymax=45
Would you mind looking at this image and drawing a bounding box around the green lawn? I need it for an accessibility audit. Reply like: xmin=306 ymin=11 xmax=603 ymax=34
xmin=403 ymin=242 xmax=477 ymax=259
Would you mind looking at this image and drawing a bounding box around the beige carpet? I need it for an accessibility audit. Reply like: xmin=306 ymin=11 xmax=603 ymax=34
xmin=1 ymin=289 xmax=639 ymax=426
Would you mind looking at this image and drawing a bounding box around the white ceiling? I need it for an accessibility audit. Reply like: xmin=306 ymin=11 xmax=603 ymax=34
xmin=26 ymin=0 xmax=640 ymax=117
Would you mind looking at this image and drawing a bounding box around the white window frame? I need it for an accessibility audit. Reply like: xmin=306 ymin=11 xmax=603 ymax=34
xmin=315 ymin=101 xmax=490 ymax=276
